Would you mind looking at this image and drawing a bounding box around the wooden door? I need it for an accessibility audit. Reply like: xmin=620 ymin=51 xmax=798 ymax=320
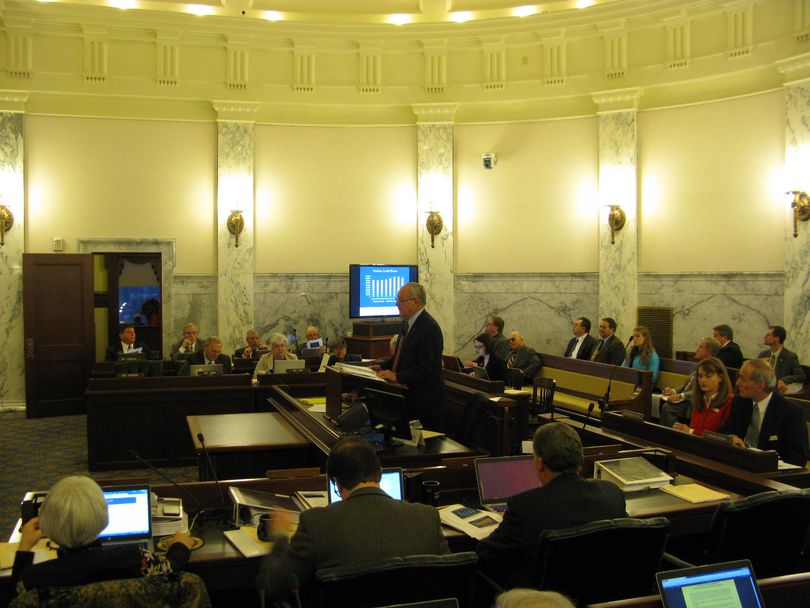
xmin=23 ymin=253 xmax=94 ymax=417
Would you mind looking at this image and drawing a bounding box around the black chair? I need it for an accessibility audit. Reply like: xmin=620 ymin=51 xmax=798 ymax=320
xmin=531 ymin=377 xmax=556 ymax=417
xmin=315 ymin=552 xmax=478 ymax=608
xmin=666 ymin=489 xmax=810 ymax=579
xmin=534 ymin=517 xmax=670 ymax=605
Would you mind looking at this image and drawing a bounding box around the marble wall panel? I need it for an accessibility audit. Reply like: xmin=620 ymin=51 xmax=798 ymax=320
xmin=172 ymin=274 xmax=218 ymax=349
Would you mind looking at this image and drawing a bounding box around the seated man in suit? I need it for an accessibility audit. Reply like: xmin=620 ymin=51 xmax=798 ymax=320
xmin=476 ymin=422 xmax=626 ymax=588
xmin=506 ymin=331 xmax=542 ymax=384
xmin=590 ymin=317 xmax=626 ymax=365
xmin=258 ymin=435 xmax=449 ymax=603
xmin=178 ymin=336 xmax=232 ymax=375
xmin=564 ymin=317 xmax=597 ymax=360
xmin=105 ymin=324 xmax=150 ymax=361
xmin=234 ymin=329 xmax=266 ymax=359
xmin=486 ymin=316 xmax=511 ymax=361
xmin=658 ymin=337 xmax=720 ymax=426
xmin=758 ymin=325 xmax=806 ymax=395
xmin=171 ymin=323 xmax=202 ymax=359
xmin=721 ymin=358 xmax=808 ymax=467
xmin=712 ymin=324 xmax=744 ymax=369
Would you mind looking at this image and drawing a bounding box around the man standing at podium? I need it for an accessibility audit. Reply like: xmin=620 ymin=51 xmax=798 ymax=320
xmin=374 ymin=282 xmax=447 ymax=431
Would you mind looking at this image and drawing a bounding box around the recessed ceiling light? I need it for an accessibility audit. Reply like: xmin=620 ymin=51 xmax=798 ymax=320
xmin=263 ymin=10 xmax=282 ymax=21
xmin=109 ymin=0 xmax=136 ymax=9
xmin=514 ymin=6 xmax=537 ymax=17
xmin=576 ymin=0 xmax=595 ymax=8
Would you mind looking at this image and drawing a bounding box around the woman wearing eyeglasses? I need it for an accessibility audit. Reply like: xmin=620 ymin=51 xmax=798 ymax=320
xmin=466 ymin=332 xmax=508 ymax=382
xmin=673 ymin=357 xmax=733 ymax=436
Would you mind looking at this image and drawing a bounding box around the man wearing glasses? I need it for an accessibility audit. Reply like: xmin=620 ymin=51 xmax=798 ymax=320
xmin=372 ymin=282 xmax=447 ymax=431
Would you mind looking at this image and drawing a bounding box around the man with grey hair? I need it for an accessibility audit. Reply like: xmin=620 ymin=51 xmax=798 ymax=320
xmin=254 ymin=332 xmax=299 ymax=377
xmin=476 ymin=422 xmax=625 ymax=587
xmin=658 ymin=337 xmax=721 ymax=427
xmin=235 ymin=329 xmax=267 ymax=359
xmin=721 ymin=359 xmax=808 ymax=467
xmin=374 ymin=282 xmax=447 ymax=431
xmin=179 ymin=335 xmax=232 ymax=374
xmin=496 ymin=589 xmax=575 ymax=608
xmin=171 ymin=322 xmax=201 ymax=357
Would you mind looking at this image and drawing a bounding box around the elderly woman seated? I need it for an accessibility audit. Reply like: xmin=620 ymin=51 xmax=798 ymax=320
xmin=254 ymin=332 xmax=299 ymax=377
xmin=11 ymin=476 xmax=193 ymax=595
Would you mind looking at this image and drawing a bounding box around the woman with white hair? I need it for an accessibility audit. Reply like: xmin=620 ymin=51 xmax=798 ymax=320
xmin=253 ymin=332 xmax=299 ymax=377
xmin=11 ymin=476 xmax=193 ymax=594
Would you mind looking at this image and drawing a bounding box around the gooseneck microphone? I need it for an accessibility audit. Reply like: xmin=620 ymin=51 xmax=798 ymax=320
xmin=582 ymin=402 xmax=596 ymax=431
xmin=197 ymin=432 xmax=226 ymax=507
xmin=600 ymin=336 xmax=634 ymax=415
xmin=128 ymin=449 xmax=202 ymax=512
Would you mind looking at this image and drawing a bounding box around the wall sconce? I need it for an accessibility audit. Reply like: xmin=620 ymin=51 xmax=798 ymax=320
xmin=226 ymin=210 xmax=244 ymax=247
xmin=787 ymin=191 xmax=810 ymax=238
xmin=606 ymin=205 xmax=626 ymax=245
xmin=482 ymin=153 xmax=497 ymax=170
xmin=425 ymin=210 xmax=443 ymax=248
xmin=0 ymin=204 xmax=13 ymax=246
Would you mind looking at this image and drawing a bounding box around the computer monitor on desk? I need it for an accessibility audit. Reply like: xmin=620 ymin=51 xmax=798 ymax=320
xmin=273 ymin=359 xmax=307 ymax=374
xmin=363 ymin=385 xmax=412 ymax=448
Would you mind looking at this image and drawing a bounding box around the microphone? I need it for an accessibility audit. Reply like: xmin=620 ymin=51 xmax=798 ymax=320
xmin=128 ymin=449 xmax=202 ymax=513
xmin=582 ymin=402 xmax=595 ymax=430
xmin=197 ymin=432 xmax=226 ymax=508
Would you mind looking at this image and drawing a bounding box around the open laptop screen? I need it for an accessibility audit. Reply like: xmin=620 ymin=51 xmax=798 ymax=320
xmin=657 ymin=560 xmax=764 ymax=608
xmin=98 ymin=485 xmax=152 ymax=543
xmin=475 ymin=455 xmax=539 ymax=504
xmin=328 ymin=468 xmax=404 ymax=503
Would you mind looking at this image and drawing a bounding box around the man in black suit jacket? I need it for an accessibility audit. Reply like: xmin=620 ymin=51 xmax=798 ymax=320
xmin=757 ymin=325 xmax=806 ymax=394
xmin=374 ymin=282 xmax=447 ymax=431
xmin=476 ymin=423 xmax=626 ymax=587
xmin=506 ymin=331 xmax=542 ymax=383
xmin=590 ymin=317 xmax=627 ymax=365
xmin=563 ymin=317 xmax=598 ymax=360
xmin=178 ymin=336 xmax=232 ymax=375
xmin=713 ymin=324 xmax=744 ymax=369
xmin=105 ymin=323 xmax=150 ymax=361
xmin=259 ymin=436 xmax=449 ymax=603
xmin=720 ymin=359 xmax=808 ymax=467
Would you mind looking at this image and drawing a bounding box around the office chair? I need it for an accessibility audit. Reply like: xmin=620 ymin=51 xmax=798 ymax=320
xmin=534 ymin=517 xmax=670 ymax=605
xmin=10 ymin=572 xmax=211 ymax=608
xmin=531 ymin=377 xmax=556 ymax=418
xmin=315 ymin=552 xmax=479 ymax=608
xmin=665 ymin=488 xmax=810 ymax=579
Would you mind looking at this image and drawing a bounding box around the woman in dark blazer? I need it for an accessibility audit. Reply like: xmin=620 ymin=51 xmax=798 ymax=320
xmin=469 ymin=332 xmax=508 ymax=382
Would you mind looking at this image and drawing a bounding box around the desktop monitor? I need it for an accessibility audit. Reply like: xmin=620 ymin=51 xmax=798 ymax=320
xmin=349 ymin=264 xmax=418 ymax=319
xmin=363 ymin=386 xmax=412 ymax=447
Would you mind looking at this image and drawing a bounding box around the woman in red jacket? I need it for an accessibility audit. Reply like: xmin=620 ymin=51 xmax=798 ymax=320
xmin=673 ymin=356 xmax=733 ymax=436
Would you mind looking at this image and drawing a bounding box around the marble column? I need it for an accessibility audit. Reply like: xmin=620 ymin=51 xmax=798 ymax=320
xmin=0 ymin=93 xmax=27 ymax=408
xmin=214 ymin=102 xmax=258 ymax=352
xmin=413 ymin=104 xmax=457 ymax=349
xmin=781 ymin=74 xmax=810 ymax=362
xmin=593 ymin=89 xmax=640 ymax=337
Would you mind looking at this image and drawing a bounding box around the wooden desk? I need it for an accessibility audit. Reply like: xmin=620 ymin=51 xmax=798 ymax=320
xmin=187 ymin=412 xmax=310 ymax=481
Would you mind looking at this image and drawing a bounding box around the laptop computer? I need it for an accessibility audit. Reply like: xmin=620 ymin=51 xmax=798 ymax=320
xmin=189 ymin=363 xmax=223 ymax=376
xmin=475 ymin=455 xmax=540 ymax=513
xmin=657 ymin=559 xmax=764 ymax=608
xmin=273 ymin=359 xmax=307 ymax=374
xmin=99 ymin=485 xmax=153 ymax=550
xmin=328 ymin=468 xmax=404 ymax=503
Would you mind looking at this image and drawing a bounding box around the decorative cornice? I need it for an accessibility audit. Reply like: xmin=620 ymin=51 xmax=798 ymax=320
xmin=212 ymin=101 xmax=261 ymax=122
xmin=591 ymin=87 xmax=641 ymax=113
xmin=775 ymin=53 xmax=810 ymax=86
xmin=0 ymin=91 xmax=30 ymax=113
xmin=412 ymin=103 xmax=458 ymax=123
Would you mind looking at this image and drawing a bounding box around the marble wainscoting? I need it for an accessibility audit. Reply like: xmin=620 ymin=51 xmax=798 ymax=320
xmin=453 ymin=274 xmax=599 ymax=358
xmin=255 ymin=274 xmax=351 ymax=350
xmin=638 ymin=272 xmax=783 ymax=358
xmin=172 ymin=275 xmax=218 ymax=351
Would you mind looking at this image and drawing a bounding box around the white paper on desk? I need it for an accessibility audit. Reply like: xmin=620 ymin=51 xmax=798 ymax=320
xmin=307 ymin=403 xmax=327 ymax=413
xmin=439 ymin=504 xmax=502 ymax=541
xmin=224 ymin=527 xmax=272 ymax=558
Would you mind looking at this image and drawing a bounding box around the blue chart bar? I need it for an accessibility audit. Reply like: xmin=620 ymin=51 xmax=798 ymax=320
xmin=364 ymin=275 xmax=405 ymax=300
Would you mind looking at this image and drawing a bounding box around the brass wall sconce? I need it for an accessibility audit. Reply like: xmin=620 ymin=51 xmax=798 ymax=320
xmin=226 ymin=210 xmax=244 ymax=247
xmin=607 ymin=205 xmax=626 ymax=245
xmin=787 ymin=191 xmax=810 ymax=238
xmin=425 ymin=210 xmax=443 ymax=248
xmin=0 ymin=205 xmax=14 ymax=246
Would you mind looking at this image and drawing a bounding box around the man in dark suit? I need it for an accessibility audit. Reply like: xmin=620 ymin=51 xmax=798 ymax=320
xmin=506 ymin=331 xmax=542 ymax=383
xmin=476 ymin=422 xmax=626 ymax=587
xmin=105 ymin=323 xmax=150 ymax=361
xmin=178 ymin=336 xmax=232 ymax=375
xmin=590 ymin=317 xmax=627 ymax=365
xmin=563 ymin=317 xmax=597 ymax=360
xmin=713 ymin=324 xmax=744 ymax=369
xmin=234 ymin=328 xmax=267 ymax=359
xmin=486 ymin=316 xmax=511 ymax=361
xmin=258 ymin=436 xmax=449 ymax=603
xmin=721 ymin=359 xmax=808 ymax=467
xmin=374 ymin=282 xmax=447 ymax=431
xmin=757 ymin=325 xmax=806 ymax=395
xmin=170 ymin=323 xmax=202 ymax=360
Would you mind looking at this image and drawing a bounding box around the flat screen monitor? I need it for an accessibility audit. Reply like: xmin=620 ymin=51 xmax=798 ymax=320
xmin=349 ymin=264 xmax=418 ymax=319
xmin=189 ymin=363 xmax=223 ymax=376
xmin=657 ymin=560 xmax=764 ymax=608
xmin=328 ymin=468 xmax=404 ymax=503
xmin=99 ymin=485 xmax=152 ymax=544
xmin=363 ymin=385 xmax=412 ymax=446
xmin=273 ymin=359 xmax=307 ymax=374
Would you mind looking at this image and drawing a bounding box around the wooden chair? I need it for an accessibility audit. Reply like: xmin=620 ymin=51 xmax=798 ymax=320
xmin=531 ymin=377 xmax=556 ymax=417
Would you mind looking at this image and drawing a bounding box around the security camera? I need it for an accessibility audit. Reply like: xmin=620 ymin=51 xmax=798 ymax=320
xmin=482 ymin=153 xmax=497 ymax=170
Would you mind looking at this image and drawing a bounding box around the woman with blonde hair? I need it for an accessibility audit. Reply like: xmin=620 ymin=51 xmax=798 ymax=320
xmin=622 ymin=326 xmax=660 ymax=384
xmin=673 ymin=356 xmax=733 ymax=436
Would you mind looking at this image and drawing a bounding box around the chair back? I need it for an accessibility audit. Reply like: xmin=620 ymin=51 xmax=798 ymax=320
xmin=315 ymin=552 xmax=478 ymax=608
xmin=10 ymin=572 xmax=211 ymax=608
xmin=704 ymin=489 xmax=810 ymax=578
xmin=531 ymin=377 xmax=556 ymax=416
xmin=536 ymin=517 xmax=670 ymax=605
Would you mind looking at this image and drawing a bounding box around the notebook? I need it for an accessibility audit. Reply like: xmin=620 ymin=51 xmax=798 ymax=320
xmin=98 ymin=485 xmax=153 ymax=550
xmin=328 ymin=468 xmax=404 ymax=503
xmin=475 ymin=455 xmax=540 ymax=513
xmin=657 ymin=559 xmax=764 ymax=608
